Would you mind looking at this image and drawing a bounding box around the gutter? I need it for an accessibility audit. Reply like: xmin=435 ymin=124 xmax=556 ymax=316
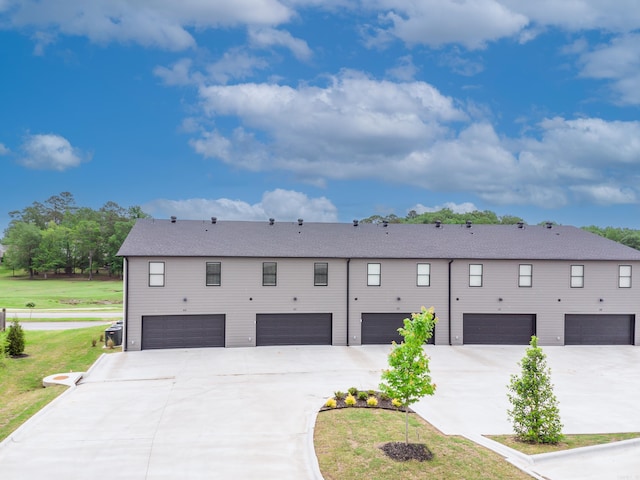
xmin=448 ymin=259 xmax=453 ymax=345
xmin=123 ymin=257 xmax=129 ymax=351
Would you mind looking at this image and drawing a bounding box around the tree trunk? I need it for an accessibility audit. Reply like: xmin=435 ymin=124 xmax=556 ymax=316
xmin=405 ymin=406 xmax=409 ymax=444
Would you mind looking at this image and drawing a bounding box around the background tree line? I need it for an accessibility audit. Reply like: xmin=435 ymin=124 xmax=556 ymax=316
xmin=361 ymin=209 xmax=640 ymax=251
xmin=1 ymin=192 xmax=148 ymax=278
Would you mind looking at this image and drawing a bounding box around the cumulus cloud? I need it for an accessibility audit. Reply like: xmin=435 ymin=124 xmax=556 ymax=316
xmin=248 ymin=27 xmax=312 ymax=61
xmin=410 ymin=202 xmax=478 ymax=214
xmin=185 ymin=68 xmax=640 ymax=208
xmin=0 ymin=143 xmax=9 ymax=155
xmin=3 ymin=0 xmax=292 ymax=51
xmin=19 ymin=133 xmax=89 ymax=171
xmin=574 ymin=33 xmax=640 ymax=105
xmin=144 ymin=189 xmax=338 ymax=222
xmin=369 ymin=0 xmax=528 ymax=50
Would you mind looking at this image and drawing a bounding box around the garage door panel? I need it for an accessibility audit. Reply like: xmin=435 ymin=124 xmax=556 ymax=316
xmin=361 ymin=313 xmax=435 ymax=345
xmin=142 ymin=314 xmax=225 ymax=350
xmin=565 ymin=315 xmax=634 ymax=345
xmin=463 ymin=314 xmax=535 ymax=345
xmin=256 ymin=313 xmax=332 ymax=346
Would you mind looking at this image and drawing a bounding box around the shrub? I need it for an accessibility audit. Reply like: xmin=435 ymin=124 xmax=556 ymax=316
xmin=379 ymin=392 xmax=390 ymax=401
xmin=334 ymin=390 xmax=346 ymax=400
xmin=5 ymin=319 xmax=25 ymax=357
xmin=367 ymin=389 xmax=376 ymax=396
xmin=91 ymin=338 xmax=97 ymax=347
xmin=106 ymin=338 xmax=115 ymax=350
xmin=357 ymin=391 xmax=369 ymax=401
xmin=325 ymin=398 xmax=337 ymax=408
xmin=345 ymin=394 xmax=357 ymax=407
xmin=348 ymin=387 xmax=358 ymax=396
xmin=392 ymin=398 xmax=403 ymax=408
xmin=367 ymin=396 xmax=378 ymax=407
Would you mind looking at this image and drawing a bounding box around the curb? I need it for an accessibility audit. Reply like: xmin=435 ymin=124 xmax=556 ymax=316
xmin=531 ymin=436 xmax=640 ymax=465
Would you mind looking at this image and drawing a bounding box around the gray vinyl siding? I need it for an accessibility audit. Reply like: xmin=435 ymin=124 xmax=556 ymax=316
xmin=348 ymin=259 xmax=450 ymax=346
xmin=124 ymin=256 xmax=347 ymax=350
xmin=450 ymin=259 xmax=640 ymax=346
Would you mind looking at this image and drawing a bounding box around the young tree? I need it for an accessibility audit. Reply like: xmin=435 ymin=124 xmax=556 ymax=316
xmin=380 ymin=306 xmax=437 ymax=444
xmin=507 ymin=336 xmax=563 ymax=444
xmin=5 ymin=319 xmax=25 ymax=357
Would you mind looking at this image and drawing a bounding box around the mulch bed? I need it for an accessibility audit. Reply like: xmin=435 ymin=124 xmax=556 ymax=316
xmin=319 ymin=391 xmax=414 ymax=412
xmin=380 ymin=442 xmax=434 ymax=461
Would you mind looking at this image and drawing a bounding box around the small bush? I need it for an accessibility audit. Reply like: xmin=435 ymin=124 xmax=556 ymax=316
xmin=392 ymin=398 xmax=403 ymax=408
xmin=107 ymin=338 xmax=115 ymax=350
xmin=325 ymin=398 xmax=337 ymax=408
xmin=5 ymin=320 xmax=25 ymax=357
xmin=357 ymin=391 xmax=369 ymax=401
xmin=367 ymin=389 xmax=376 ymax=396
xmin=379 ymin=392 xmax=390 ymax=401
xmin=91 ymin=338 xmax=97 ymax=347
xmin=345 ymin=394 xmax=357 ymax=407
xmin=348 ymin=387 xmax=358 ymax=396
xmin=334 ymin=390 xmax=346 ymax=400
xmin=367 ymin=396 xmax=378 ymax=407
xmin=99 ymin=334 xmax=104 ymax=342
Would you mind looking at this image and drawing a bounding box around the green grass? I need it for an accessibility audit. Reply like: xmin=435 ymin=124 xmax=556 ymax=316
xmin=0 ymin=325 xmax=120 ymax=441
xmin=488 ymin=432 xmax=640 ymax=455
xmin=314 ymin=408 xmax=534 ymax=480
xmin=0 ymin=265 xmax=123 ymax=310
xmin=16 ymin=317 xmax=119 ymax=323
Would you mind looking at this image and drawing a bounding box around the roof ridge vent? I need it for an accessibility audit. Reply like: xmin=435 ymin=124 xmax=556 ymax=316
xmin=435 ymin=220 xmax=442 ymax=228
xmin=382 ymin=220 xmax=388 ymax=227
xmin=465 ymin=220 xmax=472 ymax=228
xmin=170 ymin=216 xmax=177 ymax=223
xmin=211 ymin=217 xmax=217 ymax=224
xmin=517 ymin=221 xmax=524 ymax=229
xmin=269 ymin=218 xmax=275 ymax=225
xmin=353 ymin=219 xmax=359 ymax=227
xmin=298 ymin=218 xmax=303 ymax=226
xmin=546 ymin=222 xmax=553 ymax=229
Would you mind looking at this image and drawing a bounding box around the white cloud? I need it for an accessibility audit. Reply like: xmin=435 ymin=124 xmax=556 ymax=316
xmin=248 ymin=27 xmax=312 ymax=61
xmin=570 ymin=184 xmax=637 ymax=205
xmin=144 ymin=189 xmax=338 ymax=222
xmin=205 ymin=49 xmax=270 ymax=84
xmin=410 ymin=202 xmax=478 ymax=214
xmin=0 ymin=143 xmax=9 ymax=155
xmin=153 ymin=58 xmax=199 ymax=86
xmin=575 ymin=33 xmax=640 ymax=105
xmin=19 ymin=133 xmax=89 ymax=171
xmin=3 ymin=0 xmax=293 ymax=51
xmin=385 ymin=55 xmax=418 ymax=81
xmin=370 ymin=0 xmax=528 ymax=50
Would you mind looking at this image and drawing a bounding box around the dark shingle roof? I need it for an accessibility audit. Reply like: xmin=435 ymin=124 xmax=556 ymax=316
xmin=117 ymin=219 xmax=640 ymax=261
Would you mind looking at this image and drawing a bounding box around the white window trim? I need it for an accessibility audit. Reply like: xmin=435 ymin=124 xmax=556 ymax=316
xmin=206 ymin=262 xmax=221 ymax=286
xmin=518 ymin=264 xmax=532 ymax=287
xmin=263 ymin=262 xmax=277 ymax=286
xmin=314 ymin=262 xmax=328 ymax=286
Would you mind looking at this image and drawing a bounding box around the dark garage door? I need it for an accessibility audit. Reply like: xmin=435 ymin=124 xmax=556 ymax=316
xmin=361 ymin=313 xmax=435 ymax=345
xmin=142 ymin=314 xmax=225 ymax=350
xmin=463 ymin=314 xmax=535 ymax=345
xmin=256 ymin=313 xmax=332 ymax=346
xmin=565 ymin=314 xmax=635 ymax=345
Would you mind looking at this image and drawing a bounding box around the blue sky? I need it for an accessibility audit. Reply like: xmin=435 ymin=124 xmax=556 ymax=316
xmin=1 ymin=1 xmax=640 ymax=233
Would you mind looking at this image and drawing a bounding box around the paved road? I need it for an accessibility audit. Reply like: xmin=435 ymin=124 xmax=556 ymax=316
xmin=19 ymin=321 xmax=113 ymax=330
xmin=0 ymin=345 xmax=638 ymax=480
xmin=7 ymin=311 xmax=122 ymax=319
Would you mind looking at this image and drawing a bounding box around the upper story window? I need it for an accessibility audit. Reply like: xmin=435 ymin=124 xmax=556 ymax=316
xmin=469 ymin=264 xmax=483 ymax=287
xmin=518 ymin=264 xmax=532 ymax=287
xmin=570 ymin=265 xmax=584 ymax=288
xmin=417 ymin=263 xmax=431 ymax=286
xmin=314 ymin=262 xmax=328 ymax=286
xmin=619 ymin=265 xmax=632 ymax=288
xmin=206 ymin=262 xmax=221 ymax=286
xmin=367 ymin=263 xmax=381 ymax=286
xmin=263 ymin=262 xmax=277 ymax=286
xmin=149 ymin=261 xmax=165 ymax=287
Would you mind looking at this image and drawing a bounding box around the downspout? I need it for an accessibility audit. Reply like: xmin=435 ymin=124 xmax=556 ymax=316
xmin=123 ymin=257 xmax=129 ymax=351
xmin=346 ymin=258 xmax=351 ymax=346
xmin=448 ymin=259 xmax=453 ymax=345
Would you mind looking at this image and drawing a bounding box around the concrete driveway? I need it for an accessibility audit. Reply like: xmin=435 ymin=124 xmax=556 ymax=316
xmin=0 ymin=345 xmax=639 ymax=479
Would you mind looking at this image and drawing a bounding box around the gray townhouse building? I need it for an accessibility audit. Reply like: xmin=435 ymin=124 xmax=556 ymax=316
xmin=117 ymin=218 xmax=640 ymax=351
